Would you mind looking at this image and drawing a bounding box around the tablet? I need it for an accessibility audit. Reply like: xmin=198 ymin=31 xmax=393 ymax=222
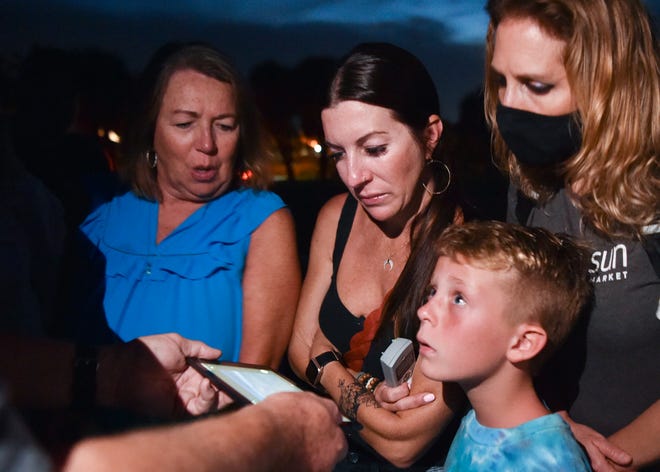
xmin=187 ymin=358 xmax=304 ymax=406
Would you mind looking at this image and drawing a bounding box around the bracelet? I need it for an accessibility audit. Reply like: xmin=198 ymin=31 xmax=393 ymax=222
xmin=355 ymin=372 xmax=381 ymax=393
xmin=356 ymin=372 xmax=370 ymax=384
xmin=72 ymin=344 xmax=98 ymax=409
xmin=365 ymin=376 xmax=381 ymax=393
xmin=357 ymin=372 xmax=372 ymax=387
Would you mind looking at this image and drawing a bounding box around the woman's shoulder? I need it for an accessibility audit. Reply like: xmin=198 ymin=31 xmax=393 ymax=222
xmin=199 ymin=188 xmax=287 ymax=240
xmin=80 ymin=190 xmax=144 ymax=230
xmin=312 ymin=192 xmax=350 ymax=232
xmin=80 ymin=191 xmax=154 ymax=247
xmin=91 ymin=190 xmax=147 ymax=213
xmin=317 ymin=192 xmax=350 ymax=221
xmin=225 ymin=188 xmax=285 ymax=212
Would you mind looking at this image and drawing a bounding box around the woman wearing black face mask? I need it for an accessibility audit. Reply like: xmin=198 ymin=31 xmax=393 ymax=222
xmin=484 ymin=0 xmax=660 ymax=470
xmin=377 ymin=1 xmax=658 ymax=469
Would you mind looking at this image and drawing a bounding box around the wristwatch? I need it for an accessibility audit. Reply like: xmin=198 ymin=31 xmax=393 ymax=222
xmin=305 ymin=350 xmax=344 ymax=389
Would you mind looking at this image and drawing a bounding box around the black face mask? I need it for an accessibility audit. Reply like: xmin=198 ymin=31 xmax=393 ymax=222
xmin=496 ymin=104 xmax=582 ymax=167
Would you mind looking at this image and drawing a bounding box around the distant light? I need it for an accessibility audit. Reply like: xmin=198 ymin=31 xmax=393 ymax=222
xmin=241 ymin=170 xmax=253 ymax=181
xmin=97 ymin=128 xmax=105 ymax=137
xmin=108 ymin=130 xmax=121 ymax=143
xmin=308 ymin=139 xmax=322 ymax=154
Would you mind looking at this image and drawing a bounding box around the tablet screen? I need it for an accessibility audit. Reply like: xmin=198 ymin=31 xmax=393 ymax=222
xmin=196 ymin=361 xmax=302 ymax=404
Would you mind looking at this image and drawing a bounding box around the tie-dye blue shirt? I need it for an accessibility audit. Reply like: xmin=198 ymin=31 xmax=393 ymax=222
xmin=443 ymin=410 xmax=592 ymax=471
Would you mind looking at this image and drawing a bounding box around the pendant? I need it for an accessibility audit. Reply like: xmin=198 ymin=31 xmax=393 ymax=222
xmin=383 ymin=257 xmax=394 ymax=271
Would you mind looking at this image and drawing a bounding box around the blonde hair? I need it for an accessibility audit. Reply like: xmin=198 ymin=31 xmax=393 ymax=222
xmin=434 ymin=221 xmax=593 ymax=368
xmin=485 ymin=0 xmax=659 ymax=239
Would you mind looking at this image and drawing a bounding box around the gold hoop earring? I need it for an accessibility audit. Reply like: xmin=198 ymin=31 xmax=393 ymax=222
xmin=422 ymin=160 xmax=451 ymax=196
xmin=146 ymin=150 xmax=158 ymax=168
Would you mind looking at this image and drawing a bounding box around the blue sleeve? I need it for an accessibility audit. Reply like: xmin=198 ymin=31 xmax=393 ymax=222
xmin=79 ymin=200 xmax=108 ymax=247
xmin=241 ymin=190 xmax=287 ymax=231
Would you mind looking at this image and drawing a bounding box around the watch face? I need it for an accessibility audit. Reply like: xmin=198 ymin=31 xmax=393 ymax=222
xmin=306 ymin=359 xmax=320 ymax=385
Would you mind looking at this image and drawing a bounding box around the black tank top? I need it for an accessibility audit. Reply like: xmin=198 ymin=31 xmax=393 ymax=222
xmin=322 ymin=197 xmax=457 ymax=471
xmin=318 ymin=196 xmax=392 ymax=377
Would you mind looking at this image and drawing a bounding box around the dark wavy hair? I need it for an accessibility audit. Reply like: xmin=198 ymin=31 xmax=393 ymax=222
xmin=327 ymin=42 xmax=459 ymax=340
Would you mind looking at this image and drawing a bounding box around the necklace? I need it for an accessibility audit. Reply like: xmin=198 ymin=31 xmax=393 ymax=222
xmin=383 ymin=239 xmax=409 ymax=271
xmin=383 ymin=256 xmax=396 ymax=271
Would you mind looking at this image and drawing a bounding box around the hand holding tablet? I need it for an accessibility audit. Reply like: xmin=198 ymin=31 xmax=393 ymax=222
xmin=187 ymin=358 xmax=303 ymax=406
xmin=187 ymin=358 xmax=352 ymax=423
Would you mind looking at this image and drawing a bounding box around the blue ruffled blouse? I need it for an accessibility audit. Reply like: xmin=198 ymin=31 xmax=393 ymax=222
xmin=79 ymin=188 xmax=286 ymax=359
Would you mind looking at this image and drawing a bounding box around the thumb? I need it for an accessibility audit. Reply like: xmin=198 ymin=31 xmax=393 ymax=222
xmin=180 ymin=338 xmax=222 ymax=360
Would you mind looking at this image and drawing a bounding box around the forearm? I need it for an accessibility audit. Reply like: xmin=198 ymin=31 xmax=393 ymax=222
xmin=0 ymin=336 xmax=145 ymax=411
xmin=321 ymin=362 xmax=455 ymax=468
xmin=242 ymin=210 xmax=301 ymax=370
xmin=2 ymin=333 xmax=223 ymax=421
xmin=240 ymin=267 xmax=300 ymax=370
xmin=239 ymin=307 xmax=297 ymax=369
xmin=0 ymin=335 xmax=75 ymax=408
xmin=288 ymin=328 xmax=313 ymax=381
xmin=0 ymin=335 xmax=130 ymax=408
xmin=63 ymin=406 xmax=286 ymax=472
xmin=287 ymin=197 xmax=337 ymax=381
xmin=608 ymin=400 xmax=660 ymax=470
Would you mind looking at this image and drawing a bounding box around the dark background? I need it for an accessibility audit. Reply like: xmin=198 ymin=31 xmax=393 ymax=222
xmin=1 ymin=0 xmax=658 ymax=267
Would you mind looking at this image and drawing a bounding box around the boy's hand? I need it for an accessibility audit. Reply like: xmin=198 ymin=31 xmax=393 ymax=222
xmin=558 ymin=411 xmax=633 ymax=471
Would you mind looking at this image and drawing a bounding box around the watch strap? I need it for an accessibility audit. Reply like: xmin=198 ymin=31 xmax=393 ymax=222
xmin=306 ymin=350 xmax=343 ymax=388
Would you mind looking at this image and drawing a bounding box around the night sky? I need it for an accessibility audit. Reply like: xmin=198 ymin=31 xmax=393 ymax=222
xmin=3 ymin=0 xmax=659 ymax=122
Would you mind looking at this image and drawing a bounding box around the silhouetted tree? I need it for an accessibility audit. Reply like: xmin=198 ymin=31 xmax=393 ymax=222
xmin=443 ymin=88 xmax=508 ymax=221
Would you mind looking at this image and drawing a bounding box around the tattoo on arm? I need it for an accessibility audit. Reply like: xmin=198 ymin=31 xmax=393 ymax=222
xmin=338 ymin=378 xmax=380 ymax=422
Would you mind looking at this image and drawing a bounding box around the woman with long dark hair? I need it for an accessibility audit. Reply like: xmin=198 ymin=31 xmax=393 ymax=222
xmin=289 ymin=43 xmax=465 ymax=470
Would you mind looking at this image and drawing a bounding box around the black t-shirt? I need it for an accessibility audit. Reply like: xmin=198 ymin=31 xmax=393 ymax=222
xmin=509 ymin=185 xmax=660 ymax=437
xmin=318 ymin=195 xmax=393 ymax=377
